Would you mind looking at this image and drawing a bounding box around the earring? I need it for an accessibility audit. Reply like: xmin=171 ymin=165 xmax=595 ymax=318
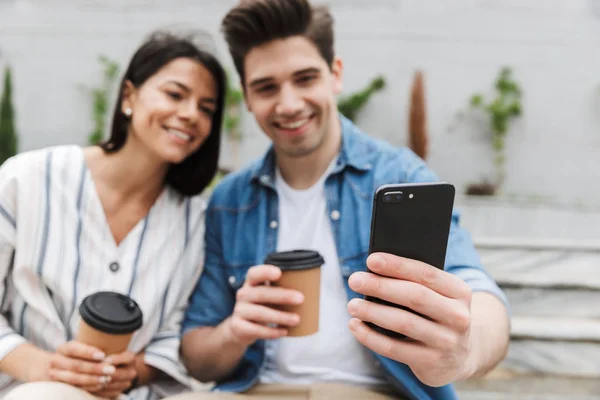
xmin=124 ymin=108 xmax=132 ymax=117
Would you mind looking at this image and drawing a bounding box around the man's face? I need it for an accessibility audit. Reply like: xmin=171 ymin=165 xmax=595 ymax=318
xmin=243 ymin=36 xmax=343 ymax=159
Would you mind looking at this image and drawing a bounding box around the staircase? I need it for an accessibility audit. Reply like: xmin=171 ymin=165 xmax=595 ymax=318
xmin=452 ymin=197 xmax=600 ymax=399
xmin=455 ymin=236 xmax=600 ymax=399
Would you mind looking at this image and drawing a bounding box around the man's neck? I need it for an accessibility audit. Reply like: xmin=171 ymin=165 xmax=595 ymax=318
xmin=276 ymin=118 xmax=342 ymax=190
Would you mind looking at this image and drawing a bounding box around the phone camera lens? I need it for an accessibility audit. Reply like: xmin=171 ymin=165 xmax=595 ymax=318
xmin=396 ymin=193 xmax=403 ymax=202
xmin=383 ymin=194 xmax=392 ymax=202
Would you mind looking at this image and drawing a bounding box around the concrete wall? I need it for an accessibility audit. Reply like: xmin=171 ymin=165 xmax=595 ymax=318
xmin=1 ymin=0 xmax=600 ymax=204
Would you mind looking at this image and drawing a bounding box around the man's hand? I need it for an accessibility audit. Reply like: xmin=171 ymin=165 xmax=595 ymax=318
xmin=347 ymin=253 xmax=475 ymax=387
xmin=226 ymin=265 xmax=304 ymax=347
xmin=41 ymin=341 xmax=115 ymax=392
xmin=91 ymin=351 xmax=137 ymax=399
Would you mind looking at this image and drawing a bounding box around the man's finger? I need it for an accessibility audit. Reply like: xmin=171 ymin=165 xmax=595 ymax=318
xmin=231 ymin=315 xmax=288 ymax=341
xmin=56 ymin=341 xmax=106 ymax=361
xmin=235 ymin=302 xmax=300 ymax=327
xmin=348 ymin=318 xmax=431 ymax=365
xmin=349 ymin=272 xmax=470 ymax=328
xmin=366 ymin=253 xmax=470 ymax=300
xmin=348 ymin=298 xmax=454 ymax=347
xmin=245 ymin=265 xmax=282 ymax=286
xmin=236 ymin=285 xmax=304 ymax=306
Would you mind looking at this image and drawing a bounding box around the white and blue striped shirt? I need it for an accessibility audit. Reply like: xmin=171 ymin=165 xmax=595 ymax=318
xmin=0 ymin=145 xmax=206 ymax=399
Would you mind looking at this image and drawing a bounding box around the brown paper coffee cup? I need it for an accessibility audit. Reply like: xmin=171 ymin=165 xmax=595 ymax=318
xmin=264 ymin=250 xmax=324 ymax=337
xmin=76 ymin=292 xmax=143 ymax=355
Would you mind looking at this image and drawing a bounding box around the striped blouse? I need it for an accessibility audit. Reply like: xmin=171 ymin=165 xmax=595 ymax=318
xmin=0 ymin=145 xmax=206 ymax=399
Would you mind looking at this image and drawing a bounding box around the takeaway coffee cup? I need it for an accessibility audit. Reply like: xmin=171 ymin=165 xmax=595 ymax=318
xmin=264 ymin=250 xmax=324 ymax=337
xmin=76 ymin=291 xmax=143 ymax=355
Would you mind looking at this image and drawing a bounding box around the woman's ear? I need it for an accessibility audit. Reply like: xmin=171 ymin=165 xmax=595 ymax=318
xmin=121 ymin=80 xmax=136 ymax=115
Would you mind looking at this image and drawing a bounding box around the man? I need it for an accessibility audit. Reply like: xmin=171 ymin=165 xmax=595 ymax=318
xmin=179 ymin=0 xmax=510 ymax=399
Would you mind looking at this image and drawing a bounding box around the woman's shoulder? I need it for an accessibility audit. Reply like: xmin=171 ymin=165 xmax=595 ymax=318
xmin=1 ymin=145 xmax=83 ymax=179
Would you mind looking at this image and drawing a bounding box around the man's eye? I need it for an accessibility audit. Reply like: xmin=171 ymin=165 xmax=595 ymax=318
xmin=297 ymin=76 xmax=316 ymax=84
xmin=257 ymin=85 xmax=276 ymax=93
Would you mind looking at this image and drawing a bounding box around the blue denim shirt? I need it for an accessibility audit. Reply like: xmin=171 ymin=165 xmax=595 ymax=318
xmin=182 ymin=114 xmax=509 ymax=400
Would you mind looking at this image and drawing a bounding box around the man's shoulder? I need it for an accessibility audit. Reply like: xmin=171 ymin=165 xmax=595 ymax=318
xmin=208 ymin=160 xmax=261 ymax=209
xmin=346 ymin=127 xmax=430 ymax=181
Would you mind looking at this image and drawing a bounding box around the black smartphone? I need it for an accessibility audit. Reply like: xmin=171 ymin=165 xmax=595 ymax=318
xmin=365 ymin=182 xmax=455 ymax=339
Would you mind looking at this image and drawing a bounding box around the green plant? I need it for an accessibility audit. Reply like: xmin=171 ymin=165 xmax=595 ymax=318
xmin=224 ymin=71 xmax=244 ymax=141
xmin=0 ymin=66 xmax=18 ymax=166
xmin=338 ymin=75 xmax=386 ymax=122
xmin=466 ymin=66 xmax=523 ymax=194
xmin=88 ymin=55 xmax=120 ymax=145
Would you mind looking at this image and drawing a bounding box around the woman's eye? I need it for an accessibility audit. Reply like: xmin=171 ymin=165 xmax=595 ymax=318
xmin=200 ymin=106 xmax=215 ymax=117
xmin=167 ymin=91 xmax=182 ymax=100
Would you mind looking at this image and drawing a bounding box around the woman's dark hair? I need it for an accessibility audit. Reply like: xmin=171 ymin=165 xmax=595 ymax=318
xmin=101 ymin=30 xmax=226 ymax=197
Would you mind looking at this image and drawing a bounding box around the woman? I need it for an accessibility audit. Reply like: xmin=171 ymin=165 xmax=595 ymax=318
xmin=0 ymin=30 xmax=226 ymax=399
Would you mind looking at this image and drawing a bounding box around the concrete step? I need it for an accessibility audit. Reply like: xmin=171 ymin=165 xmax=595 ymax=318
xmin=511 ymin=316 xmax=600 ymax=342
xmin=498 ymin=317 xmax=600 ymax=377
xmin=504 ymin=287 xmax=600 ymax=318
xmin=503 ymin=340 xmax=600 ymax=377
xmin=456 ymin=373 xmax=600 ymax=400
xmin=477 ymin=246 xmax=600 ymax=290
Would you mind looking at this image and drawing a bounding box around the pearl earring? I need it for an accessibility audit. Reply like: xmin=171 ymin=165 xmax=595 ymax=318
xmin=124 ymin=108 xmax=132 ymax=117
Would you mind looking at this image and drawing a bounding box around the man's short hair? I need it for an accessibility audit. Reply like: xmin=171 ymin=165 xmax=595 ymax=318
xmin=221 ymin=0 xmax=335 ymax=84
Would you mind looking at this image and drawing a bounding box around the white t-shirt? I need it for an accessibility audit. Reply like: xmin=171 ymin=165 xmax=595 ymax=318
xmin=259 ymin=161 xmax=387 ymax=388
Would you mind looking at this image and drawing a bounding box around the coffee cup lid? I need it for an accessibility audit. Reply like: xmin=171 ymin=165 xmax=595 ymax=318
xmin=264 ymin=250 xmax=324 ymax=271
xmin=79 ymin=292 xmax=143 ymax=335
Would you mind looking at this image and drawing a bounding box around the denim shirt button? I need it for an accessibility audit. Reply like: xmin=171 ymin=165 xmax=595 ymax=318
xmin=228 ymin=275 xmax=236 ymax=285
xmin=269 ymin=220 xmax=278 ymax=229
xmin=260 ymin=175 xmax=270 ymax=183
xmin=330 ymin=210 xmax=341 ymax=221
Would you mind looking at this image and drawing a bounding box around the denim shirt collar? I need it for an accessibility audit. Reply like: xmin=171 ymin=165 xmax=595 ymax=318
xmin=250 ymin=113 xmax=374 ymax=186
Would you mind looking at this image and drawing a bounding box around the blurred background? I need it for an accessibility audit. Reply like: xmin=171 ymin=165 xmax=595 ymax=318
xmin=2 ymin=0 xmax=600 ymax=398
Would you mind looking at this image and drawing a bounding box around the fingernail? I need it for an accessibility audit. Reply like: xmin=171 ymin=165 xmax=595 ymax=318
xmin=368 ymin=254 xmax=386 ymax=269
xmin=92 ymin=351 xmax=106 ymax=360
xmin=99 ymin=375 xmax=112 ymax=383
xmin=103 ymin=365 xmax=116 ymax=375
xmin=348 ymin=318 xmax=361 ymax=331
xmin=347 ymin=299 xmax=360 ymax=316
xmin=348 ymin=273 xmax=365 ymax=290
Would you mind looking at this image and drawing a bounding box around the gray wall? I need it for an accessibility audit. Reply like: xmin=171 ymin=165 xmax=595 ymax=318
xmin=1 ymin=0 xmax=599 ymax=204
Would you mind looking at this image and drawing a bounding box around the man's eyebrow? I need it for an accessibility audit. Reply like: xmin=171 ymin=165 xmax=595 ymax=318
xmin=249 ymin=67 xmax=322 ymax=88
xmin=293 ymin=67 xmax=321 ymax=76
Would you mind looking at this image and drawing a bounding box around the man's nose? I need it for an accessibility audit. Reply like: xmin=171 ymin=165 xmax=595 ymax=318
xmin=275 ymin=84 xmax=303 ymax=116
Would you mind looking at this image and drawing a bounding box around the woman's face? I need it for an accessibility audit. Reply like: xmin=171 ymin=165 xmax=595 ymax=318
xmin=122 ymin=57 xmax=218 ymax=164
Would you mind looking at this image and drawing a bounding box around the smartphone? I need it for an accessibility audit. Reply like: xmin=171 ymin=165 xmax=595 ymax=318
xmin=365 ymin=182 xmax=455 ymax=339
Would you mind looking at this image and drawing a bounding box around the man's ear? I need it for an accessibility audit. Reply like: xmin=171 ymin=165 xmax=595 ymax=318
xmin=121 ymin=80 xmax=136 ymax=114
xmin=331 ymin=56 xmax=344 ymax=95
xmin=242 ymin=81 xmax=252 ymax=112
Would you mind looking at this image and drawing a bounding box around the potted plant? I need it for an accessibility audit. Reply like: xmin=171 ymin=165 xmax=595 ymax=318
xmin=463 ymin=67 xmax=523 ymax=195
